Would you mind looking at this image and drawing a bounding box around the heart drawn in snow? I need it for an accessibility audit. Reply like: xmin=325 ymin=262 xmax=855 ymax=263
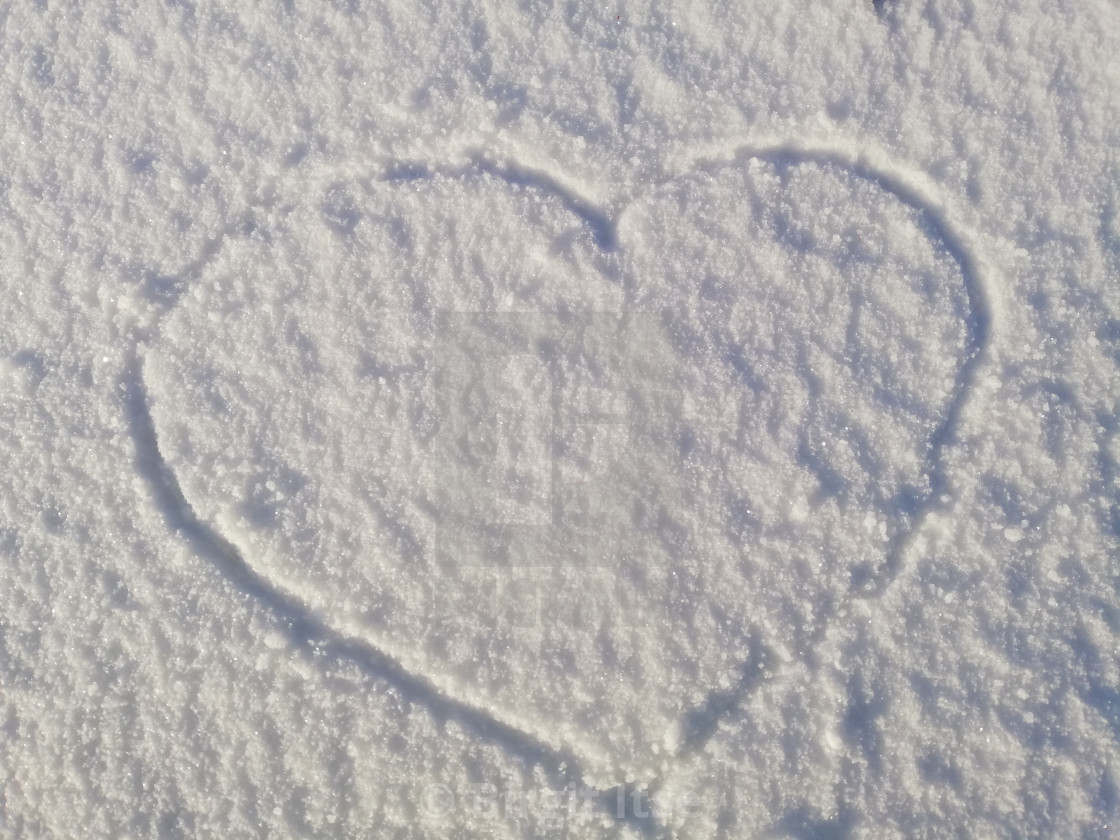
xmin=145 ymin=154 xmax=971 ymax=780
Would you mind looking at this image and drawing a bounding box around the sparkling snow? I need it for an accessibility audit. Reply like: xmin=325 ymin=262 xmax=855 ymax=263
xmin=1 ymin=1 xmax=1118 ymax=837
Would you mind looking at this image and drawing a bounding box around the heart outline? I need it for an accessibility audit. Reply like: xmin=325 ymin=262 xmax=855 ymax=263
xmin=131 ymin=132 xmax=1001 ymax=792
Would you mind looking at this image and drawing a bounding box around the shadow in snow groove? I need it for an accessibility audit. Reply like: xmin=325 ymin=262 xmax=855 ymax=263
xmin=121 ymin=355 xmax=668 ymax=839
xmin=377 ymin=153 xmax=620 ymax=253
xmin=469 ymin=154 xmax=619 ymax=252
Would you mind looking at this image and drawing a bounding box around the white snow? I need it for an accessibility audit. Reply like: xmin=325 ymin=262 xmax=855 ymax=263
xmin=1 ymin=0 xmax=1118 ymax=837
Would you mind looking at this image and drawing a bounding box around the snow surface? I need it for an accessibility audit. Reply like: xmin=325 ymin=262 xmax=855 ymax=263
xmin=1 ymin=0 xmax=1118 ymax=837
